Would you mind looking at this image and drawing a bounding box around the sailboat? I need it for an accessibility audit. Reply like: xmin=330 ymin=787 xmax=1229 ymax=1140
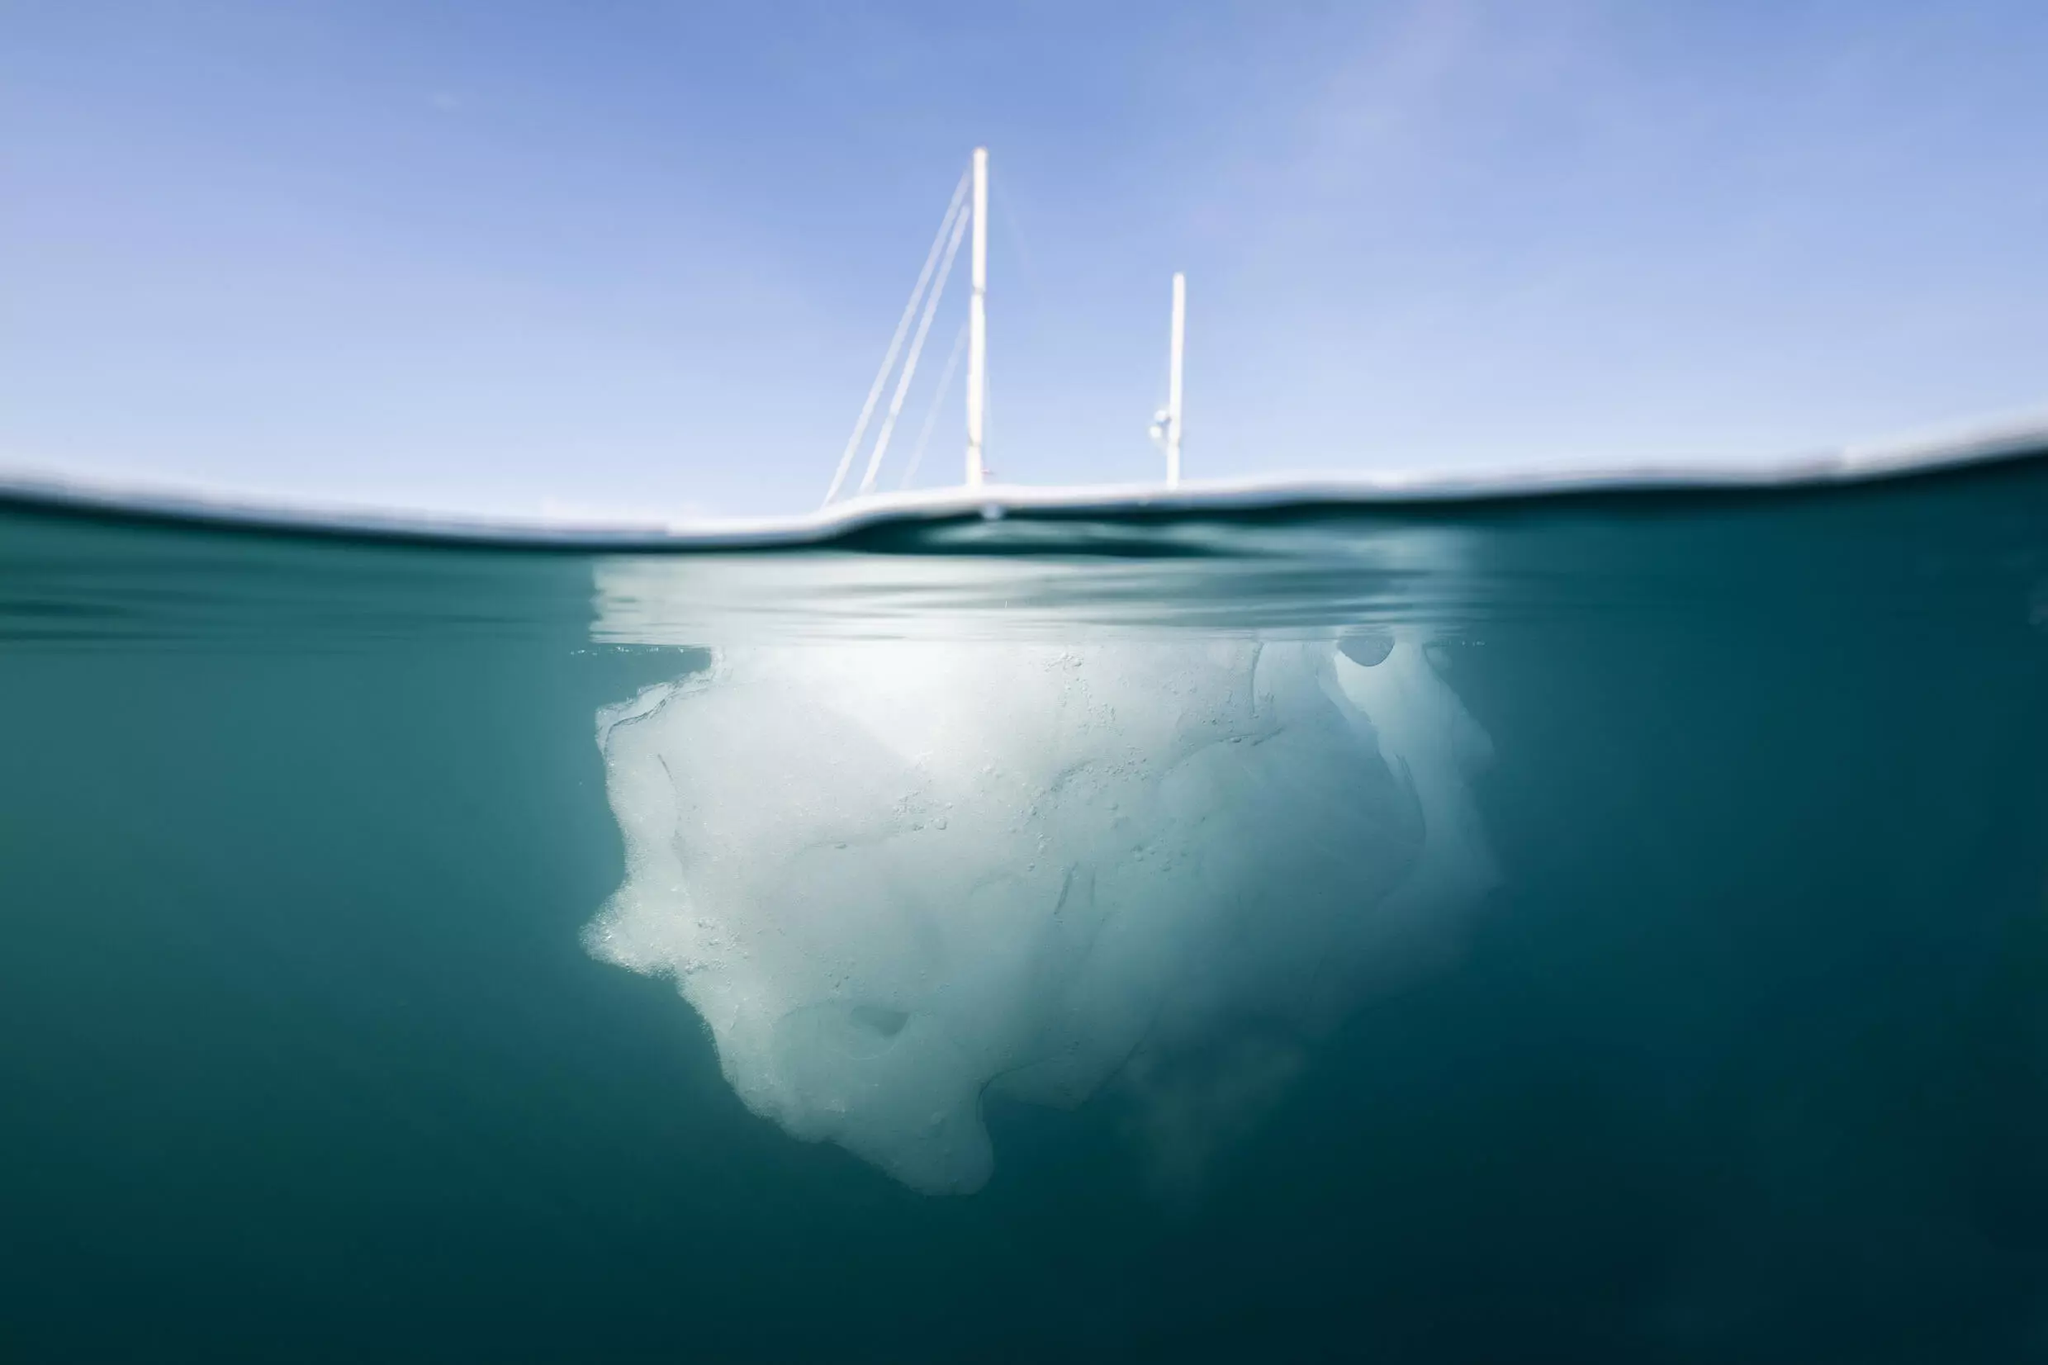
xmin=821 ymin=148 xmax=1186 ymax=505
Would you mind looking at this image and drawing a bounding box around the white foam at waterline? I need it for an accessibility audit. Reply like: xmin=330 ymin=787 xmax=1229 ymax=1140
xmin=584 ymin=636 xmax=1496 ymax=1193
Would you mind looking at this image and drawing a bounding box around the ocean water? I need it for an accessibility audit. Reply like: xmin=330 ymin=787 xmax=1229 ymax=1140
xmin=5 ymin=456 xmax=2048 ymax=1362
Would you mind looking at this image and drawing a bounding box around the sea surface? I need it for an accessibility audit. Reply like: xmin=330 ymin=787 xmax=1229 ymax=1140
xmin=5 ymin=455 xmax=2048 ymax=1362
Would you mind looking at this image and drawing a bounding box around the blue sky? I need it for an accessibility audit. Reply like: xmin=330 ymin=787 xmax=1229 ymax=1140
xmin=6 ymin=1 xmax=2047 ymax=519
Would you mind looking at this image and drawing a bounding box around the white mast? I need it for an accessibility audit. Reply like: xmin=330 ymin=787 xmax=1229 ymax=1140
xmin=964 ymin=147 xmax=989 ymax=487
xmin=1165 ymin=271 xmax=1186 ymax=488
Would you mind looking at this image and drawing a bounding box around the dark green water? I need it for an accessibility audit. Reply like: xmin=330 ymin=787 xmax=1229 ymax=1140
xmin=5 ymin=458 xmax=2048 ymax=1362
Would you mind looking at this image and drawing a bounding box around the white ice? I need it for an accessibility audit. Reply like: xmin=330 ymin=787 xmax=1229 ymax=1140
xmin=584 ymin=635 xmax=1495 ymax=1194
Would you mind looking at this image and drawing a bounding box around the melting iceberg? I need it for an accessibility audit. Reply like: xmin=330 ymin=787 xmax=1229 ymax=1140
xmin=585 ymin=634 xmax=1495 ymax=1194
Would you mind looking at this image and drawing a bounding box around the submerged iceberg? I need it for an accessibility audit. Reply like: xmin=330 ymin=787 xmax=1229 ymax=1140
xmin=585 ymin=635 xmax=1495 ymax=1194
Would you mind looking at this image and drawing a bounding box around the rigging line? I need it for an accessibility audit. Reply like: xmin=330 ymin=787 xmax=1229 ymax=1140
xmin=988 ymin=175 xmax=1044 ymax=335
xmin=860 ymin=201 xmax=970 ymax=496
xmin=983 ymin=373 xmax=993 ymax=479
xmin=898 ymin=320 xmax=969 ymax=490
xmin=821 ymin=168 xmax=970 ymax=506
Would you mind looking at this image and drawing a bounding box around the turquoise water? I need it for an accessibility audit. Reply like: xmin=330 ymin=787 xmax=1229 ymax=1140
xmin=4 ymin=456 xmax=2048 ymax=1361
